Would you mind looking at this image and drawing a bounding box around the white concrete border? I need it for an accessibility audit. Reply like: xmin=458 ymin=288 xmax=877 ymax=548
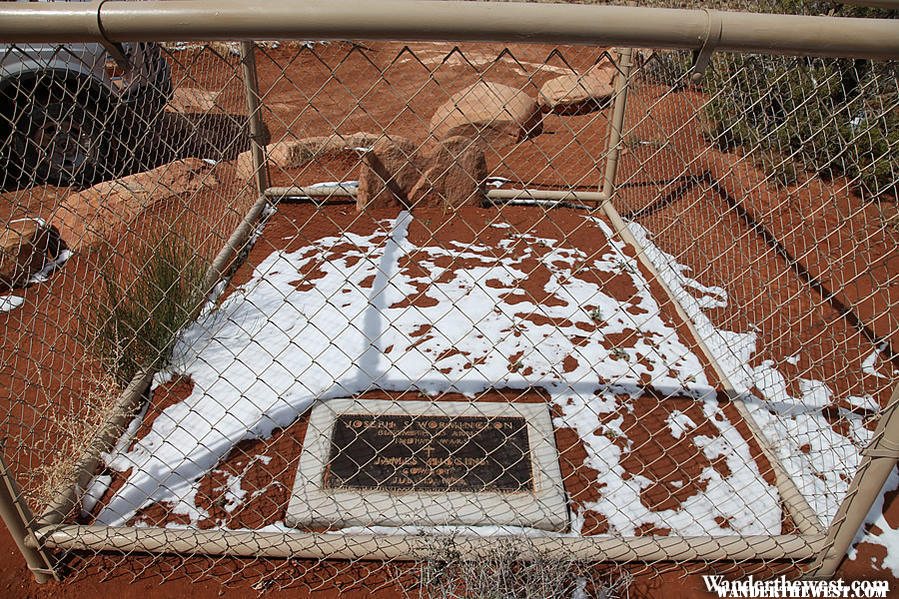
xmin=286 ymin=399 xmax=569 ymax=532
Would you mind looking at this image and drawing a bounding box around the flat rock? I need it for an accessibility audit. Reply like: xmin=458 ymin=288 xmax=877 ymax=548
xmin=235 ymin=132 xmax=382 ymax=182
xmin=0 ymin=218 xmax=60 ymax=290
xmin=409 ymin=136 xmax=487 ymax=209
xmin=429 ymin=82 xmax=542 ymax=148
xmin=538 ymin=63 xmax=617 ymax=115
xmin=56 ymin=158 xmax=213 ymax=251
xmin=356 ymin=137 xmax=426 ymax=211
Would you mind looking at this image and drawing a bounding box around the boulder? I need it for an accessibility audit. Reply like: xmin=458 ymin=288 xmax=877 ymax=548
xmin=0 ymin=218 xmax=61 ymax=290
xmin=429 ymin=82 xmax=542 ymax=148
xmin=235 ymin=132 xmax=382 ymax=182
xmin=356 ymin=137 xmax=426 ymax=211
xmin=56 ymin=158 xmax=213 ymax=251
xmin=409 ymin=136 xmax=487 ymax=209
xmin=538 ymin=63 xmax=617 ymax=115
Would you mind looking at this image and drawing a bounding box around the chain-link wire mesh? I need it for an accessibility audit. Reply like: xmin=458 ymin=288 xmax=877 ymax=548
xmin=0 ymin=21 xmax=897 ymax=596
xmin=620 ymin=45 xmax=898 ymax=516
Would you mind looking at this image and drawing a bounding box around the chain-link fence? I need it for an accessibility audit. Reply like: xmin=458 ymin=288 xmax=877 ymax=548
xmin=1 ymin=2 xmax=897 ymax=595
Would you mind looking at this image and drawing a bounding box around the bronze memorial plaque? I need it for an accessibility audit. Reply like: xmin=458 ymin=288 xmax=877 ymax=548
xmin=323 ymin=413 xmax=533 ymax=493
xmin=286 ymin=399 xmax=568 ymax=530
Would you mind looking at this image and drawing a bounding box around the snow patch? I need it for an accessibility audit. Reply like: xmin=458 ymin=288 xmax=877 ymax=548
xmin=667 ymin=410 xmax=697 ymax=439
xmin=98 ymin=212 xmax=873 ymax=540
xmin=0 ymin=295 xmax=24 ymax=312
xmin=628 ymin=220 xmax=876 ymax=527
xmin=98 ymin=212 xmax=775 ymax=534
xmin=82 ymin=474 xmax=112 ymax=516
xmin=847 ymin=395 xmax=879 ymax=412
xmin=849 ymin=468 xmax=899 ymax=576
xmin=308 ymin=181 xmax=359 ymax=190
xmin=28 ymin=248 xmax=72 ymax=285
xmin=862 ymin=343 xmax=888 ymax=379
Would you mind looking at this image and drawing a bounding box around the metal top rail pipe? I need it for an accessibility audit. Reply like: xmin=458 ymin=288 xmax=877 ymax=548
xmin=1 ymin=0 xmax=899 ymax=60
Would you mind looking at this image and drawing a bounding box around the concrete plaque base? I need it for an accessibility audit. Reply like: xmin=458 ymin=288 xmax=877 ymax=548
xmin=285 ymin=399 xmax=568 ymax=532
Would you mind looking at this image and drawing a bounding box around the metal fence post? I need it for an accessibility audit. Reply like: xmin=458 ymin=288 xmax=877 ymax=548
xmin=805 ymin=384 xmax=899 ymax=579
xmin=239 ymin=40 xmax=270 ymax=196
xmin=0 ymin=449 xmax=58 ymax=583
xmin=600 ymin=47 xmax=633 ymax=202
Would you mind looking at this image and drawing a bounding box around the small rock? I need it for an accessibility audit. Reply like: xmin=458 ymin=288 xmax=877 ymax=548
xmin=409 ymin=136 xmax=487 ymax=209
xmin=538 ymin=63 xmax=617 ymax=115
xmin=0 ymin=218 xmax=60 ymax=290
xmin=356 ymin=137 xmax=426 ymax=211
xmin=56 ymin=158 xmax=213 ymax=251
xmin=429 ymin=82 xmax=542 ymax=148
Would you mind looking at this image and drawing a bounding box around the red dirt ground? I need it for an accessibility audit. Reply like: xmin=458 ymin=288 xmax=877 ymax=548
xmin=1 ymin=40 xmax=897 ymax=598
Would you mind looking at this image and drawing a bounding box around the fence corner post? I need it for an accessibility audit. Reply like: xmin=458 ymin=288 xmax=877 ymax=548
xmin=0 ymin=449 xmax=58 ymax=583
xmin=239 ymin=40 xmax=270 ymax=197
xmin=805 ymin=384 xmax=899 ymax=579
xmin=600 ymin=46 xmax=634 ymax=203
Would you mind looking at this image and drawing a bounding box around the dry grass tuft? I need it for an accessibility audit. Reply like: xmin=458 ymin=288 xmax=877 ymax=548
xmin=400 ymin=537 xmax=633 ymax=599
xmin=26 ymin=367 xmax=126 ymax=514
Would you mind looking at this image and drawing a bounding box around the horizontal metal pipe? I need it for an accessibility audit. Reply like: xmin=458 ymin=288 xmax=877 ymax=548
xmin=485 ymin=199 xmax=595 ymax=211
xmin=30 ymin=525 xmax=827 ymax=562
xmin=487 ymin=189 xmax=608 ymax=203
xmin=0 ymin=0 xmax=103 ymax=43
xmin=265 ymin=186 xmax=609 ymax=205
xmin=0 ymin=1 xmax=898 ymax=59
xmin=265 ymin=186 xmax=356 ymax=199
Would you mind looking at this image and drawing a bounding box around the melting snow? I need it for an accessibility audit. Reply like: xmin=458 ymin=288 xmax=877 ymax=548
xmin=850 ymin=469 xmax=899 ymax=576
xmin=308 ymin=181 xmax=359 ymax=189
xmin=628 ymin=221 xmax=877 ymax=527
xmin=0 ymin=247 xmax=71 ymax=313
xmin=862 ymin=343 xmax=889 ymax=379
xmin=667 ymin=410 xmax=697 ymax=439
xmin=81 ymin=474 xmax=112 ymax=516
xmin=847 ymin=395 xmax=880 ymax=412
xmin=0 ymin=295 xmax=24 ymax=313
xmin=101 ymin=211 xmax=751 ymax=529
xmin=94 ymin=211 xmax=873 ymax=541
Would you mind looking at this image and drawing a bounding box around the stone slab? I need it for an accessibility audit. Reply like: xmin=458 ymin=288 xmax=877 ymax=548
xmin=286 ymin=399 xmax=569 ymax=531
